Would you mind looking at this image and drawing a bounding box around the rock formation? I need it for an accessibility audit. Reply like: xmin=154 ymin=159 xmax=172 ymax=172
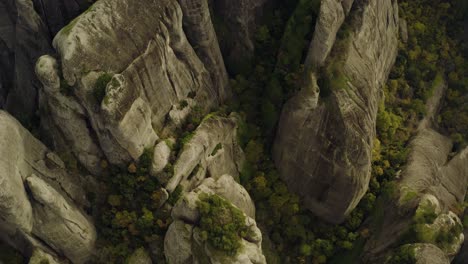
xmin=178 ymin=0 xmax=230 ymax=101
xmin=165 ymin=114 xmax=245 ymax=192
xmin=36 ymin=0 xmax=227 ymax=172
xmin=363 ymin=80 xmax=467 ymax=262
xmin=304 ymin=0 xmax=354 ymax=70
xmin=0 ymin=110 xmax=95 ymax=263
xmin=274 ymin=0 xmax=399 ymax=223
xmin=165 ymin=175 xmax=265 ymax=264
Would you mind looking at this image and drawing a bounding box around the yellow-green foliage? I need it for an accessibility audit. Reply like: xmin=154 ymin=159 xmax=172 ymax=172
xmin=197 ymin=194 xmax=250 ymax=256
xmin=386 ymin=245 xmax=416 ymax=264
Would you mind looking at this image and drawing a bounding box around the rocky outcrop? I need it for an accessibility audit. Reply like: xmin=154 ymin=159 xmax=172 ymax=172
xmin=0 ymin=111 xmax=95 ymax=263
xmin=36 ymin=0 xmax=220 ymax=170
xmin=304 ymin=0 xmax=354 ymax=70
xmin=165 ymin=174 xmax=265 ymax=264
xmin=413 ymin=244 xmax=450 ymax=264
xmin=363 ymin=77 xmax=467 ymax=261
xmin=28 ymin=248 xmax=61 ymax=264
xmin=178 ymin=0 xmax=230 ymax=101
xmin=273 ymin=0 xmax=399 ymax=223
xmin=212 ymin=0 xmax=269 ymax=73
xmin=0 ymin=0 xmax=51 ymax=123
xmin=165 ymin=114 xmax=245 ymax=192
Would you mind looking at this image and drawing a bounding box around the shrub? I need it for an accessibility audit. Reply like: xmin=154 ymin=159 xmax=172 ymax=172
xmin=211 ymin=143 xmax=223 ymax=156
xmin=197 ymin=194 xmax=250 ymax=256
xmin=93 ymin=73 xmax=113 ymax=103
xmin=167 ymin=185 xmax=183 ymax=206
xmin=387 ymin=245 xmax=416 ymax=264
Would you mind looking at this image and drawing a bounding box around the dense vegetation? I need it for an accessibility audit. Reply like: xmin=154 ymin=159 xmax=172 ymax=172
xmin=4 ymin=0 xmax=463 ymax=264
xmin=227 ymin=0 xmax=467 ymax=263
xmin=91 ymin=150 xmax=171 ymax=263
xmin=197 ymin=194 xmax=252 ymax=256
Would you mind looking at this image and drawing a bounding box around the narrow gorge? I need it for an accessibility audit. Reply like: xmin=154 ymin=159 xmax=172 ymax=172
xmin=0 ymin=0 xmax=467 ymax=263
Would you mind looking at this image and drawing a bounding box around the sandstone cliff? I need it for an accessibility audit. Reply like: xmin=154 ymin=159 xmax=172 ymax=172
xmin=0 ymin=110 xmax=95 ymax=263
xmin=274 ymin=0 xmax=399 ymax=223
xmin=363 ymin=80 xmax=467 ymax=263
xmin=36 ymin=0 xmax=230 ymax=173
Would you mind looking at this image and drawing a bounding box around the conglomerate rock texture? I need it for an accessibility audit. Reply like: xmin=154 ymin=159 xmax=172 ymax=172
xmin=274 ymin=0 xmax=399 ymax=223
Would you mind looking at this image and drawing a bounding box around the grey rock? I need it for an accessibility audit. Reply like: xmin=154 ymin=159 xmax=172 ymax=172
xmin=166 ymin=114 xmax=245 ymax=193
xmin=0 ymin=0 xmax=51 ymax=123
xmin=164 ymin=220 xmax=194 ymax=264
xmin=36 ymin=55 xmax=104 ymax=175
xmin=304 ymin=0 xmax=353 ymax=70
xmin=28 ymin=248 xmax=61 ymax=264
xmin=0 ymin=111 xmax=95 ymax=263
xmin=166 ymin=178 xmax=265 ymax=264
xmin=178 ymin=0 xmax=230 ymax=101
xmin=274 ymin=0 xmax=399 ymax=223
xmin=151 ymin=141 xmax=171 ymax=176
xmin=413 ymin=244 xmax=451 ymax=264
xmin=364 ymin=79 xmax=467 ymax=261
xmin=199 ymin=175 xmax=255 ymax=218
xmin=0 ymin=112 xmax=34 ymax=234
xmin=37 ymin=0 xmax=219 ymax=168
xmin=27 ymin=175 xmax=96 ymax=264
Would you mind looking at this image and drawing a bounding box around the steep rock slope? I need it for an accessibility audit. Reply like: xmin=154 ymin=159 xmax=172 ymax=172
xmin=0 ymin=111 xmax=95 ymax=263
xmin=304 ymin=0 xmax=354 ymax=70
xmin=164 ymin=114 xmax=245 ymax=193
xmin=178 ymin=0 xmax=230 ymax=101
xmin=0 ymin=0 xmax=51 ymax=123
xmin=36 ymin=0 xmax=228 ymax=172
xmin=274 ymin=0 xmax=399 ymax=223
xmin=165 ymin=175 xmax=265 ymax=264
xmin=363 ymin=80 xmax=467 ymax=262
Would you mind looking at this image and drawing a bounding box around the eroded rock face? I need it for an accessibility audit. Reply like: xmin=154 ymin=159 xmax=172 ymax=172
xmin=37 ymin=0 xmax=220 ymax=169
xmin=363 ymin=80 xmax=467 ymax=262
xmin=274 ymin=0 xmax=399 ymax=223
xmin=165 ymin=114 xmax=245 ymax=192
xmin=413 ymin=244 xmax=450 ymax=264
xmin=0 ymin=111 xmax=95 ymax=263
xmin=165 ymin=174 xmax=265 ymax=264
xmin=178 ymin=0 xmax=230 ymax=101
xmin=0 ymin=0 xmax=51 ymax=122
xmin=304 ymin=0 xmax=354 ymax=70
